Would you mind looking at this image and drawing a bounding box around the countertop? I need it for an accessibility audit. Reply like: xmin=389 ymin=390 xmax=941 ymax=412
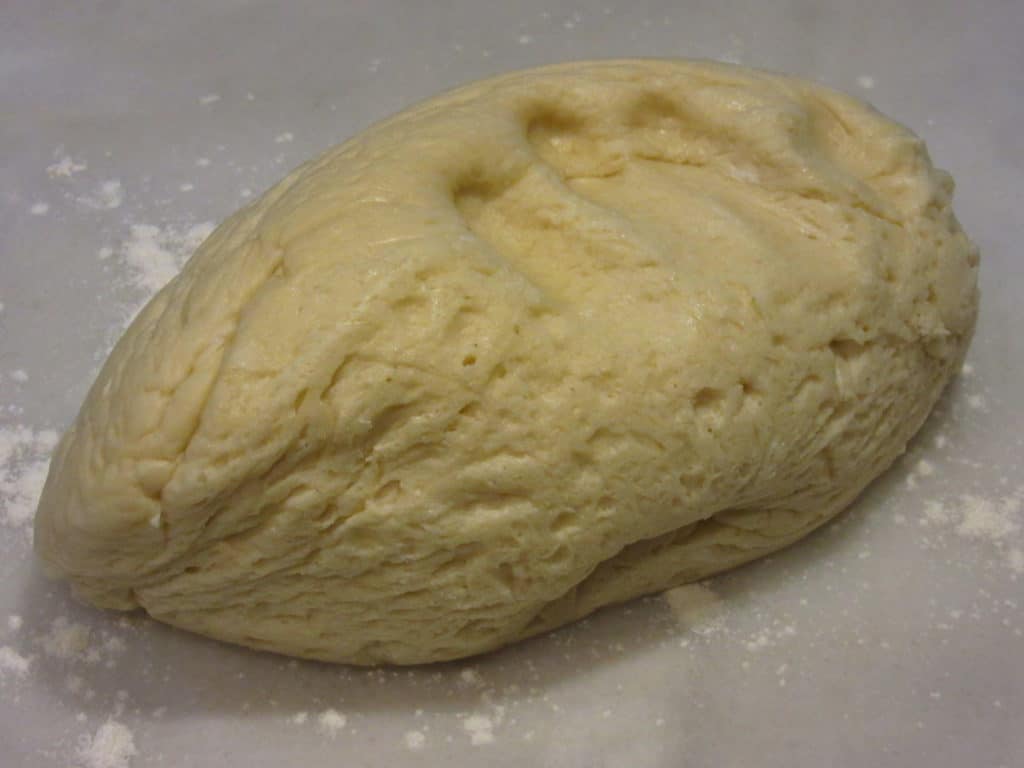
xmin=2 ymin=2 xmax=1022 ymax=766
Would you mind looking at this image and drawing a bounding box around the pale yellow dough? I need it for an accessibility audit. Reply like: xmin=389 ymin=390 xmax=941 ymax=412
xmin=35 ymin=60 xmax=978 ymax=664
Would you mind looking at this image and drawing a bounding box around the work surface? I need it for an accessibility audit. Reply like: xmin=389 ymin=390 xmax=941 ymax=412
xmin=2 ymin=2 xmax=1022 ymax=766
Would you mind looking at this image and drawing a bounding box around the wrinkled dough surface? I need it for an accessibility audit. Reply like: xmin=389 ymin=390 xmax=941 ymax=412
xmin=35 ymin=60 xmax=978 ymax=664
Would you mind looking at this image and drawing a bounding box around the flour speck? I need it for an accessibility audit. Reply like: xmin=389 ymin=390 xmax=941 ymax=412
xmin=47 ymin=155 xmax=87 ymax=178
xmin=79 ymin=180 xmax=124 ymax=211
xmin=77 ymin=720 xmax=136 ymax=768
xmin=30 ymin=202 xmax=50 ymax=216
xmin=0 ymin=646 xmax=31 ymax=680
xmin=118 ymin=221 xmax=214 ymax=299
xmin=403 ymin=729 xmax=426 ymax=751
xmin=317 ymin=709 xmax=347 ymax=736
xmin=0 ymin=425 xmax=59 ymax=530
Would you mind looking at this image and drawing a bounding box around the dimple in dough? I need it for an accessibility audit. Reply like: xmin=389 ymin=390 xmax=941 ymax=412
xmin=35 ymin=60 xmax=978 ymax=665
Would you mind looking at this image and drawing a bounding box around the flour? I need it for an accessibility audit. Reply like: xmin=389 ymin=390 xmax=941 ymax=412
xmin=462 ymin=714 xmax=495 ymax=745
xmin=404 ymin=730 xmax=426 ymax=751
xmin=461 ymin=704 xmax=505 ymax=746
xmin=923 ymin=494 xmax=1021 ymax=542
xmin=77 ymin=720 xmax=137 ymax=768
xmin=663 ymin=583 xmax=728 ymax=637
xmin=79 ymin=180 xmax=124 ymax=211
xmin=0 ymin=425 xmax=59 ymax=532
xmin=274 ymin=132 xmax=294 ymax=144
xmin=47 ymin=155 xmax=87 ymax=178
xmin=0 ymin=646 xmax=31 ymax=679
xmin=119 ymin=221 xmax=215 ymax=298
xmin=957 ymin=495 xmax=1021 ymax=540
xmin=316 ymin=709 xmax=347 ymax=736
xmin=40 ymin=617 xmax=93 ymax=661
xmin=29 ymin=202 xmax=50 ymax=215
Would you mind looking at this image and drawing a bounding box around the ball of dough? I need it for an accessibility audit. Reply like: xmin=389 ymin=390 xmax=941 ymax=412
xmin=35 ymin=60 xmax=978 ymax=665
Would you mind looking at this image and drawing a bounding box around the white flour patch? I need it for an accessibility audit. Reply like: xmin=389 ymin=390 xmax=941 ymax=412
xmin=0 ymin=425 xmax=59 ymax=531
xmin=274 ymin=132 xmax=294 ymax=144
xmin=664 ymin=583 xmax=728 ymax=637
xmin=956 ymin=495 xmax=1021 ymax=541
xmin=10 ymin=369 xmax=29 ymax=383
xmin=40 ymin=617 xmax=93 ymax=661
xmin=462 ymin=713 xmax=495 ymax=745
xmin=30 ymin=202 xmax=50 ymax=215
xmin=199 ymin=93 xmax=221 ymax=105
xmin=857 ymin=75 xmax=876 ymax=89
xmin=77 ymin=720 xmax=136 ymax=768
xmin=461 ymin=703 xmax=505 ymax=746
xmin=1008 ymin=548 xmax=1024 ymax=576
xmin=8 ymin=615 xmax=23 ymax=632
xmin=79 ymin=180 xmax=124 ymax=210
xmin=403 ymin=730 xmax=426 ymax=751
xmin=0 ymin=646 xmax=31 ymax=680
xmin=118 ymin=221 xmax=214 ymax=299
xmin=47 ymin=155 xmax=87 ymax=178
xmin=317 ymin=709 xmax=347 ymax=736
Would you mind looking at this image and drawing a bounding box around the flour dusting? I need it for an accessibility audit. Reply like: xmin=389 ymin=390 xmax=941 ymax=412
xmin=119 ymin=221 xmax=214 ymax=298
xmin=0 ymin=646 xmax=31 ymax=680
xmin=77 ymin=720 xmax=136 ymax=768
xmin=316 ymin=709 xmax=347 ymax=736
xmin=47 ymin=155 xmax=87 ymax=178
xmin=0 ymin=425 xmax=59 ymax=531
xmin=79 ymin=180 xmax=124 ymax=211
xmin=664 ymin=583 xmax=727 ymax=637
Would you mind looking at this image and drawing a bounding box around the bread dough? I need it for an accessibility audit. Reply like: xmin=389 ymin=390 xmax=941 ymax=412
xmin=35 ymin=60 xmax=978 ymax=665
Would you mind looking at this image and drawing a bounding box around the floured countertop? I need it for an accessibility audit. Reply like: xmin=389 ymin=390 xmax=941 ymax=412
xmin=2 ymin=2 xmax=1022 ymax=766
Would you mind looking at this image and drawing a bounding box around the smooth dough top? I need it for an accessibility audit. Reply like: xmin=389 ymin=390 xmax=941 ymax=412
xmin=35 ymin=60 xmax=978 ymax=664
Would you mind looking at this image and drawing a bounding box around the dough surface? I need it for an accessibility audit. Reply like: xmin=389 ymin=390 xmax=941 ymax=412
xmin=35 ymin=60 xmax=978 ymax=664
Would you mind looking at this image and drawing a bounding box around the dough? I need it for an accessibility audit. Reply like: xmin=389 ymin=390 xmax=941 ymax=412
xmin=35 ymin=60 xmax=978 ymax=665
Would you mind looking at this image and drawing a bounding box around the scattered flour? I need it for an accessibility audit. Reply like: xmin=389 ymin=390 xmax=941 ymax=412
xmin=10 ymin=369 xmax=29 ymax=383
xmin=40 ymin=617 xmax=93 ymax=661
xmin=8 ymin=615 xmax=23 ymax=632
xmin=47 ymin=155 xmax=87 ymax=178
xmin=1008 ymin=548 xmax=1024 ymax=576
xmin=663 ymin=583 xmax=727 ymax=637
xmin=119 ymin=221 xmax=214 ymax=298
xmin=199 ymin=93 xmax=221 ymax=105
xmin=30 ymin=202 xmax=50 ymax=215
xmin=857 ymin=75 xmax=876 ymax=89
xmin=957 ymin=495 xmax=1021 ymax=541
xmin=77 ymin=720 xmax=136 ymax=768
xmin=0 ymin=646 xmax=31 ymax=679
xmin=462 ymin=714 xmax=495 ymax=745
xmin=0 ymin=425 xmax=59 ymax=530
xmin=317 ymin=709 xmax=347 ymax=736
xmin=274 ymin=132 xmax=294 ymax=144
xmin=404 ymin=730 xmax=426 ymax=751
xmin=291 ymin=712 xmax=308 ymax=725
xmin=79 ymin=180 xmax=124 ymax=210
